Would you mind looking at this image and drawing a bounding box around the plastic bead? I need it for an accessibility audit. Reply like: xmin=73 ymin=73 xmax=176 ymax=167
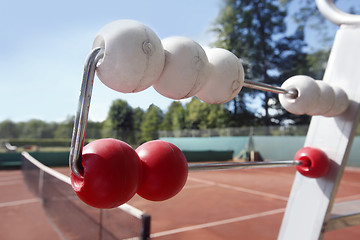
xmin=153 ymin=37 xmax=209 ymax=99
xmin=196 ymin=48 xmax=244 ymax=104
xmin=307 ymin=81 xmax=335 ymax=116
xmin=295 ymin=147 xmax=330 ymax=178
xmin=136 ymin=140 xmax=188 ymax=201
xmin=93 ymin=20 xmax=165 ymax=93
xmin=71 ymin=138 xmax=141 ymax=209
xmin=323 ymin=86 xmax=349 ymax=117
xmin=279 ymin=75 xmax=321 ymax=115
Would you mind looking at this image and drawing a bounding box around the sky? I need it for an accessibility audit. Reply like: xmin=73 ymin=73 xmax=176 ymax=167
xmin=0 ymin=0 xmax=358 ymax=123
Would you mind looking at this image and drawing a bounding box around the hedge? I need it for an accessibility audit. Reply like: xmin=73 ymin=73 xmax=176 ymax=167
xmin=8 ymin=139 xmax=91 ymax=147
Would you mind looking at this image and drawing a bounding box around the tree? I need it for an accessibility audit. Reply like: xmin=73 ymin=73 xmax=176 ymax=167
xmin=270 ymin=26 xmax=312 ymax=125
xmin=282 ymin=0 xmax=360 ymax=49
xmin=205 ymin=104 xmax=230 ymax=129
xmin=161 ymin=101 xmax=186 ymax=131
xmin=85 ymin=121 xmax=103 ymax=139
xmin=185 ymin=97 xmax=231 ymax=129
xmin=0 ymin=120 xmax=19 ymax=138
xmin=276 ymin=0 xmax=359 ymax=125
xmin=132 ymin=107 xmax=144 ymax=145
xmin=306 ymin=49 xmax=331 ymax=80
xmin=103 ymin=99 xmax=134 ymax=141
xmin=140 ymin=104 xmax=164 ymax=142
xmin=54 ymin=117 xmax=74 ymax=139
xmin=17 ymin=119 xmax=56 ymax=139
xmin=185 ymin=98 xmax=207 ymax=129
xmin=212 ymin=0 xmax=309 ymax=126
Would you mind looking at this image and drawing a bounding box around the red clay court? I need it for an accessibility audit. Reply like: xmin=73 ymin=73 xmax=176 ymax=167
xmin=1 ymin=164 xmax=360 ymax=239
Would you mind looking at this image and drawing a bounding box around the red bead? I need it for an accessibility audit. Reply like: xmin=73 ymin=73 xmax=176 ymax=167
xmin=136 ymin=140 xmax=188 ymax=201
xmin=295 ymin=147 xmax=330 ymax=178
xmin=71 ymin=138 xmax=141 ymax=209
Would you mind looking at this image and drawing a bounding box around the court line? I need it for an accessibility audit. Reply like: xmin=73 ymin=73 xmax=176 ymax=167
xmin=188 ymin=176 xmax=288 ymax=201
xmin=0 ymin=198 xmax=40 ymax=208
xmin=187 ymin=177 xmax=216 ymax=185
xmin=335 ymin=194 xmax=360 ymax=202
xmin=183 ymin=183 xmax=214 ymax=190
xmin=345 ymin=166 xmax=360 ymax=172
xmin=0 ymin=180 xmax=23 ymax=186
xmin=0 ymin=176 xmax=22 ymax=182
xmin=150 ymin=208 xmax=285 ymax=238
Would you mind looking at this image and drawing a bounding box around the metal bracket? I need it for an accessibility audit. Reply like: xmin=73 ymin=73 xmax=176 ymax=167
xmin=69 ymin=47 xmax=104 ymax=177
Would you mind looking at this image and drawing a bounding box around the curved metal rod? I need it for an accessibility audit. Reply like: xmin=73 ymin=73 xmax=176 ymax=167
xmin=67 ymin=49 xmax=300 ymax=177
xmin=69 ymin=47 xmax=104 ymax=177
xmin=188 ymin=160 xmax=301 ymax=171
xmin=244 ymin=80 xmax=298 ymax=99
xmin=316 ymin=0 xmax=360 ymax=26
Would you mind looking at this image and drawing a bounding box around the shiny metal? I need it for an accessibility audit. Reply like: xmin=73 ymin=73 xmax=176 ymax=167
xmin=244 ymin=80 xmax=298 ymax=99
xmin=316 ymin=0 xmax=360 ymax=26
xmin=188 ymin=160 xmax=301 ymax=171
xmin=69 ymin=47 xmax=104 ymax=177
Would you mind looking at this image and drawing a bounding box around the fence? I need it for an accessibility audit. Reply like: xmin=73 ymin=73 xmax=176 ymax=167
xmin=158 ymin=125 xmax=310 ymax=138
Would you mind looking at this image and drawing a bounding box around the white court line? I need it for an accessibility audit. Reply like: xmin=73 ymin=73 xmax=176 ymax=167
xmin=183 ymin=184 xmax=212 ymax=190
xmin=0 ymin=176 xmax=22 ymax=182
xmin=0 ymin=180 xmax=22 ymax=186
xmin=188 ymin=176 xmax=288 ymax=201
xmin=345 ymin=166 xmax=360 ymax=172
xmin=183 ymin=183 xmax=214 ymax=190
xmin=217 ymin=183 xmax=288 ymax=201
xmin=150 ymin=208 xmax=285 ymax=238
xmin=335 ymin=194 xmax=360 ymax=202
xmin=0 ymin=198 xmax=40 ymax=208
xmin=187 ymin=177 xmax=216 ymax=185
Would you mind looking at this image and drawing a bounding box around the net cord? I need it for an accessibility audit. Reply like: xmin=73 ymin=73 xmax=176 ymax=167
xmin=22 ymin=152 xmax=145 ymax=220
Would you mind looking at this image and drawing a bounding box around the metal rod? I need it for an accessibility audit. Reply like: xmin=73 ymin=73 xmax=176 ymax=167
xmin=188 ymin=160 xmax=301 ymax=171
xmin=69 ymin=47 xmax=104 ymax=177
xmin=68 ymin=50 xmax=298 ymax=177
xmin=244 ymin=80 xmax=298 ymax=99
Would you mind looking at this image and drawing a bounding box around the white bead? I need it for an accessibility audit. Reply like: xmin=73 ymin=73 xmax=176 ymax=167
xmin=307 ymin=81 xmax=335 ymax=116
xmin=196 ymin=48 xmax=244 ymax=104
xmin=153 ymin=37 xmax=209 ymax=100
xmin=279 ymin=75 xmax=320 ymax=115
xmin=323 ymin=86 xmax=349 ymax=117
xmin=93 ymin=20 xmax=165 ymax=93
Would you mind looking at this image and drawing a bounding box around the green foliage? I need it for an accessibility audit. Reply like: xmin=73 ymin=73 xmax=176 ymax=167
xmin=6 ymin=1 xmax=360 ymax=142
xmin=105 ymin=99 xmax=134 ymax=141
xmin=0 ymin=117 xmax=102 ymax=145
xmin=212 ymin=0 xmax=335 ymax=126
xmin=212 ymin=0 xmax=300 ymax=126
xmin=140 ymin=104 xmax=164 ymax=142
xmin=8 ymin=138 xmax=84 ymax=147
xmin=19 ymin=119 xmax=57 ymax=138
xmin=357 ymin=123 xmax=360 ymax=136
xmin=54 ymin=117 xmax=74 ymax=139
xmin=206 ymin=104 xmax=230 ymax=129
xmin=84 ymin=121 xmax=103 ymax=139
xmin=283 ymin=0 xmax=360 ymax=48
xmin=306 ymin=49 xmax=331 ymax=79
xmin=185 ymin=97 xmax=231 ymax=129
xmin=132 ymin=107 xmax=145 ymax=144
xmin=161 ymin=101 xmax=186 ymax=131
xmin=185 ymin=98 xmax=206 ymax=129
xmin=0 ymin=120 xmax=19 ymax=138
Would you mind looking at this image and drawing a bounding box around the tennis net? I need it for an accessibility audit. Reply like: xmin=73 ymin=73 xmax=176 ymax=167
xmin=21 ymin=151 xmax=150 ymax=240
